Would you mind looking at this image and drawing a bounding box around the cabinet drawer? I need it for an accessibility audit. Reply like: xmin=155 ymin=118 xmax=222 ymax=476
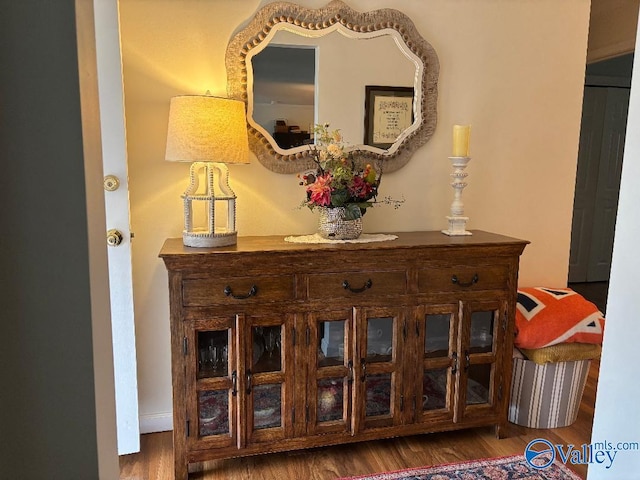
xmin=418 ymin=264 xmax=508 ymax=293
xmin=182 ymin=275 xmax=295 ymax=306
xmin=308 ymin=271 xmax=406 ymax=299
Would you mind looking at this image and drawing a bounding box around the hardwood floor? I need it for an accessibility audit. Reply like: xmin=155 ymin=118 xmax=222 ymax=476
xmin=120 ymin=360 xmax=598 ymax=480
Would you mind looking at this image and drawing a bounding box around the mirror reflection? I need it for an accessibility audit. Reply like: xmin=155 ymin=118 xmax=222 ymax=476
xmin=252 ymin=44 xmax=315 ymax=149
xmin=249 ymin=26 xmax=419 ymax=154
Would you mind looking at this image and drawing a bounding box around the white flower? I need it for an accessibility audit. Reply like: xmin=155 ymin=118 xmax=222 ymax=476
xmin=327 ymin=143 xmax=343 ymax=159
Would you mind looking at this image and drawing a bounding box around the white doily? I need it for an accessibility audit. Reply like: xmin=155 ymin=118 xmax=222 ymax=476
xmin=284 ymin=233 xmax=398 ymax=244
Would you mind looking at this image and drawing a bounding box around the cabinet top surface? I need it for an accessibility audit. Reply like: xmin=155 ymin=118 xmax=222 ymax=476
xmin=159 ymin=230 xmax=528 ymax=261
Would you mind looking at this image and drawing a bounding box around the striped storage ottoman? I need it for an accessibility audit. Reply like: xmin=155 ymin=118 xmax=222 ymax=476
xmin=508 ymin=355 xmax=591 ymax=428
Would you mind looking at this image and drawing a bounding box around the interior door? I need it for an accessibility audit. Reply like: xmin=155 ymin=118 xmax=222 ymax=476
xmin=94 ymin=1 xmax=140 ymax=454
xmin=569 ymin=86 xmax=629 ymax=283
xmin=569 ymin=87 xmax=607 ymax=283
xmin=586 ymin=87 xmax=629 ymax=280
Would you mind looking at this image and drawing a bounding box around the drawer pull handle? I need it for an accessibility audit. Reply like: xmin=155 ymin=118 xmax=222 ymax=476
xmin=224 ymin=284 xmax=258 ymax=300
xmin=342 ymin=278 xmax=373 ymax=293
xmin=451 ymin=273 xmax=479 ymax=287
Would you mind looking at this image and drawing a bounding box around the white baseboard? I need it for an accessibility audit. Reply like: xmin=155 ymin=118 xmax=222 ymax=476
xmin=139 ymin=411 xmax=173 ymax=434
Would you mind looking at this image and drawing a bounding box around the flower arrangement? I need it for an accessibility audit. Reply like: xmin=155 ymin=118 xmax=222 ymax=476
xmin=298 ymin=124 xmax=384 ymax=221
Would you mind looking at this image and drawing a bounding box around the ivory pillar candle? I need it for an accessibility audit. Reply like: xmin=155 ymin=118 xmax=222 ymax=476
xmin=452 ymin=125 xmax=471 ymax=157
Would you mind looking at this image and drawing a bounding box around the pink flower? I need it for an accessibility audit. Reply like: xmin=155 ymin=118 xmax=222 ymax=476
xmin=348 ymin=176 xmax=373 ymax=199
xmin=307 ymin=173 xmax=332 ymax=206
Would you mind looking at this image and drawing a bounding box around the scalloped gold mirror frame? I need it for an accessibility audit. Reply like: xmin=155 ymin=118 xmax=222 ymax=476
xmin=226 ymin=0 xmax=439 ymax=174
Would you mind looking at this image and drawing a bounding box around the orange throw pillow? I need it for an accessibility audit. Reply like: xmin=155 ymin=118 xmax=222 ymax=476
xmin=514 ymin=287 xmax=605 ymax=349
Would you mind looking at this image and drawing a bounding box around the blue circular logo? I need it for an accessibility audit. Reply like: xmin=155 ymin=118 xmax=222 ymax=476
xmin=525 ymin=438 xmax=555 ymax=470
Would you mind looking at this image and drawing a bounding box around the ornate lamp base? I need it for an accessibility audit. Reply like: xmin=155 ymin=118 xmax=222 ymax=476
xmin=183 ymin=230 xmax=237 ymax=248
xmin=182 ymin=162 xmax=238 ymax=248
xmin=442 ymin=216 xmax=472 ymax=236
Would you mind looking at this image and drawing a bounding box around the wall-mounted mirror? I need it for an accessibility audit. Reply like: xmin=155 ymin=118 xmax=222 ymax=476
xmin=226 ymin=1 xmax=439 ymax=174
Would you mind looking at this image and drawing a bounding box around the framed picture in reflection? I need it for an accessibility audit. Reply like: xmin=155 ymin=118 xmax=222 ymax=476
xmin=364 ymin=85 xmax=415 ymax=150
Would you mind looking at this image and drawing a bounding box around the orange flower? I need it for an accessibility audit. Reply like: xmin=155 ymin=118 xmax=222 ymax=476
xmin=307 ymin=173 xmax=332 ymax=206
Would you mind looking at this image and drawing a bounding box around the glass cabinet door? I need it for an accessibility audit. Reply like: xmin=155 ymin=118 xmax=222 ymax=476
xmin=354 ymin=307 xmax=405 ymax=432
xmin=306 ymin=310 xmax=353 ymax=436
xmin=416 ymin=304 xmax=458 ymax=424
xmin=458 ymin=300 xmax=505 ymax=422
xmin=187 ymin=317 xmax=238 ymax=450
xmin=243 ymin=313 xmax=295 ymax=445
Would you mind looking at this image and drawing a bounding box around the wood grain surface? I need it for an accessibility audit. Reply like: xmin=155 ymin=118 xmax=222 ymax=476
xmin=119 ymin=360 xmax=596 ymax=479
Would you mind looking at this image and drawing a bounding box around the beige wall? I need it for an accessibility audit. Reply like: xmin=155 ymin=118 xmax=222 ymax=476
xmin=119 ymin=0 xmax=591 ymax=430
xmin=588 ymin=0 xmax=639 ymax=63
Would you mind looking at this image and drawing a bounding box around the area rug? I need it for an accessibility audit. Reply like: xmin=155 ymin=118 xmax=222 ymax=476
xmin=337 ymin=454 xmax=583 ymax=479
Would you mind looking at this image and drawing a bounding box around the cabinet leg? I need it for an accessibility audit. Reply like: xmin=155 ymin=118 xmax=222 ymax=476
xmin=495 ymin=421 xmax=508 ymax=439
xmin=175 ymin=462 xmax=189 ymax=480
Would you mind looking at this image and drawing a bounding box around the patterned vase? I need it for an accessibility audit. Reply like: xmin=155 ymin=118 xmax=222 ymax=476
xmin=317 ymin=207 xmax=363 ymax=240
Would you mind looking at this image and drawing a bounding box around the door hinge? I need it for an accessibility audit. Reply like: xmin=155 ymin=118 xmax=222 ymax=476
xmin=186 ymin=419 xmax=190 ymax=437
xmin=400 ymin=394 xmax=404 ymax=412
xmin=183 ymin=337 xmax=188 ymax=356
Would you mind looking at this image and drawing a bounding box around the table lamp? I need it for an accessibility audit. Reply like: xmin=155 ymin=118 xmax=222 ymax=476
xmin=165 ymin=94 xmax=249 ymax=247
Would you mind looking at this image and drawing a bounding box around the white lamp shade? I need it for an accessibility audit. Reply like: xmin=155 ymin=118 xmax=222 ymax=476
xmin=165 ymin=95 xmax=249 ymax=164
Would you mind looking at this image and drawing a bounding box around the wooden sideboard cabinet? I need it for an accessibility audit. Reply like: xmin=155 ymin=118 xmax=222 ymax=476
xmin=159 ymin=230 xmax=528 ymax=479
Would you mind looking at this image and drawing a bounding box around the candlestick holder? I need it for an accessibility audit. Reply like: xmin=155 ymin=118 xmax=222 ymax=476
xmin=442 ymin=156 xmax=472 ymax=236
